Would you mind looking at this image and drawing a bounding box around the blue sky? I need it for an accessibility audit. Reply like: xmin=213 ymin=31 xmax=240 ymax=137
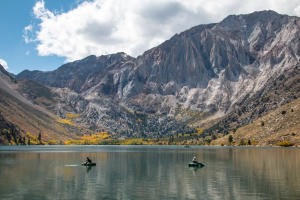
xmin=1 ymin=0 xmax=300 ymax=75
xmin=0 ymin=0 xmax=78 ymax=74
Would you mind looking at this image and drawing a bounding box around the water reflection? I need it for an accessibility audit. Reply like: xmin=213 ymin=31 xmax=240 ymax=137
xmin=0 ymin=146 xmax=299 ymax=200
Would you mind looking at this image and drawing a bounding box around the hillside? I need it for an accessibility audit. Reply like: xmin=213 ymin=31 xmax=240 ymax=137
xmin=211 ymin=97 xmax=300 ymax=146
xmin=0 ymin=65 xmax=90 ymax=144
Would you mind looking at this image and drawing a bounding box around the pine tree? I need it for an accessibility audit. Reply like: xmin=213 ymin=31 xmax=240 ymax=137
xmin=228 ymin=135 xmax=233 ymax=144
xmin=38 ymin=131 xmax=42 ymax=144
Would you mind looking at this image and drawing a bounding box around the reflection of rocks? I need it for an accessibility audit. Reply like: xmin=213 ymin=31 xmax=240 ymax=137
xmin=0 ymin=147 xmax=300 ymax=199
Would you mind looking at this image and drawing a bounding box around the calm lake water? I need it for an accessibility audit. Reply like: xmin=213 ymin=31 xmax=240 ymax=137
xmin=0 ymin=145 xmax=299 ymax=200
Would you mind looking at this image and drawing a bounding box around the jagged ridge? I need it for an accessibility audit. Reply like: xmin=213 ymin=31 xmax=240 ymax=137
xmin=16 ymin=10 xmax=300 ymax=138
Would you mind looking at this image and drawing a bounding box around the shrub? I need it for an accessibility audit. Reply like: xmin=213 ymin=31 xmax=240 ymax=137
xmin=276 ymin=141 xmax=293 ymax=147
xmin=212 ymin=134 xmax=217 ymax=140
xmin=48 ymin=140 xmax=58 ymax=145
xmin=239 ymin=139 xmax=246 ymax=146
xmin=228 ymin=135 xmax=233 ymax=144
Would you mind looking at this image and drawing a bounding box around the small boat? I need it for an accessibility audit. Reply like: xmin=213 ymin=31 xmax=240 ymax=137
xmin=188 ymin=162 xmax=204 ymax=167
xmin=82 ymin=162 xmax=96 ymax=166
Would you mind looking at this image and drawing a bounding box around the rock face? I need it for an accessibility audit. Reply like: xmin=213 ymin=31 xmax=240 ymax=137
xmin=204 ymin=63 xmax=300 ymax=136
xmin=17 ymin=10 xmax=300 ymax=136
xmin=18 ymin=53 xmax=135 ymax=93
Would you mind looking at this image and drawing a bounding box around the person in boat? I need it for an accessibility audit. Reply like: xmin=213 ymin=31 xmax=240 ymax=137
xmin=192 ymin=156 xmax=198 ymax=163
xmin=86 ymin=157 xmax=92 ymax=164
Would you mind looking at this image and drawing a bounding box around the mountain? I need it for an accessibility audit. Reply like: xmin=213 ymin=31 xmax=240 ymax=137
xmin=0 ymin=64 xmax=89 ymax=144
xmin=203 ymin=63 xmax=300 ymax=136
xmin=16 ymin=10 xmax=300 ymax=143
xmin=18 ymin=53 xmax=135 ymax=93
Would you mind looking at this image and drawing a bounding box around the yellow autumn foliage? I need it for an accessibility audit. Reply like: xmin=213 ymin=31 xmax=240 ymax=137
xmin=196 ymin=128 xmax=203 ymax=135
xmin=56 ymin=113 xmax=80 ymax=127
xmin=64 ymin=132 xmax=111 ymax=145
xmin=57 ymin=118 xmax=76 ymax=126
xmin=47 ymin=140 xmax=59 ymax=145
xmin=63 ymin=129 xmax=204 ymax=145
xmin=66 ymin=113 xmax=80 ymax=119
xmin=25 ymin=132 xmax=42 ymax=145
xmin=64 ymin=140 xmax=83 ymax=145
xmin=276 ymin=141 xmax=293 ymax=147
xmin=119 ymin=138 xmax=143 ymax=145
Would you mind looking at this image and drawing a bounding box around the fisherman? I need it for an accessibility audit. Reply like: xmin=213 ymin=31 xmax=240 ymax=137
xmin=86 ymin=157 xmax=92 ymax=164
xmin=192 ymin=156 xmax=198 ymax=163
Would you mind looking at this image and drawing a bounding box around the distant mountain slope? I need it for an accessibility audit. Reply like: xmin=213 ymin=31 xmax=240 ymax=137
xmin=18 ymin=53 xmax=135 ymax=93
xmin=0 ymin=65 xmax=88 ymax=144
xmin=211 ymin=97 xmax=300 ymax=145
xmin=16 ymin=79 xmax=58 ymax=111
xmin=16 ymin=10 xmax=300 ymax=139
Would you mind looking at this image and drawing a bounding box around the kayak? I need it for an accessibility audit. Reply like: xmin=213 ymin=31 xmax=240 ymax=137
xmin=188 ymin=162 xmax=204 ymax=167
xmin=82 ymin=162 xmax=96 ymax=166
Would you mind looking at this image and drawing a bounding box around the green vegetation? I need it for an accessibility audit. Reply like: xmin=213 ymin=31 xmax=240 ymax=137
xmin=0 ymin=127 xmax=26 ymax=145
xmin=25 ymin=132 xmax=45 ymax=145
xmin=228 ymin=135 xmax=233 ymax=144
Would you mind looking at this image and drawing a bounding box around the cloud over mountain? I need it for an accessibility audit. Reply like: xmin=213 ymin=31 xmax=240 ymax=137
xmin=24 ymin=0 xmax=300 ymax=62
xmin=0 ymin=58 xmax=8 ymax=70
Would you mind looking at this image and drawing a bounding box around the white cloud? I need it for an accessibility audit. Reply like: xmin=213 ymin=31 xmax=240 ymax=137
xmin=24 ymin=0 xmax=300 ymax=62
xmin=33 ymin=0 xmax=54 ymax=19
xmin=0 ymin=59 xmax=8 ymax=70
xmin=23 ymin=24 xmax=34 ymax=43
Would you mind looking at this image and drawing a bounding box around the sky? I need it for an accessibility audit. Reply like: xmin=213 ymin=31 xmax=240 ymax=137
xmin=1 ymin=0 xmax=300 ymax=74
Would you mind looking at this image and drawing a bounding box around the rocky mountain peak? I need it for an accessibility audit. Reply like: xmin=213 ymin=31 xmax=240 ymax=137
xmin=15 ymin=11 xmax=300 ymax=135
xmin=220 ymin=10 xmax=283 ymax=27
xmin=0 ymin=64 xmax=16 ymax=83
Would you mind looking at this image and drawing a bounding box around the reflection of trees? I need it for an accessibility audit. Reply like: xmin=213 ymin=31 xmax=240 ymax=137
xmin=0 ymin=148 xmax=299 ymax=199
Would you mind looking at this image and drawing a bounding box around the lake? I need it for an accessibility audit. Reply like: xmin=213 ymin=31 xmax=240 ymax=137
xmin=0 ymin=145 xmax=299 ymax=200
